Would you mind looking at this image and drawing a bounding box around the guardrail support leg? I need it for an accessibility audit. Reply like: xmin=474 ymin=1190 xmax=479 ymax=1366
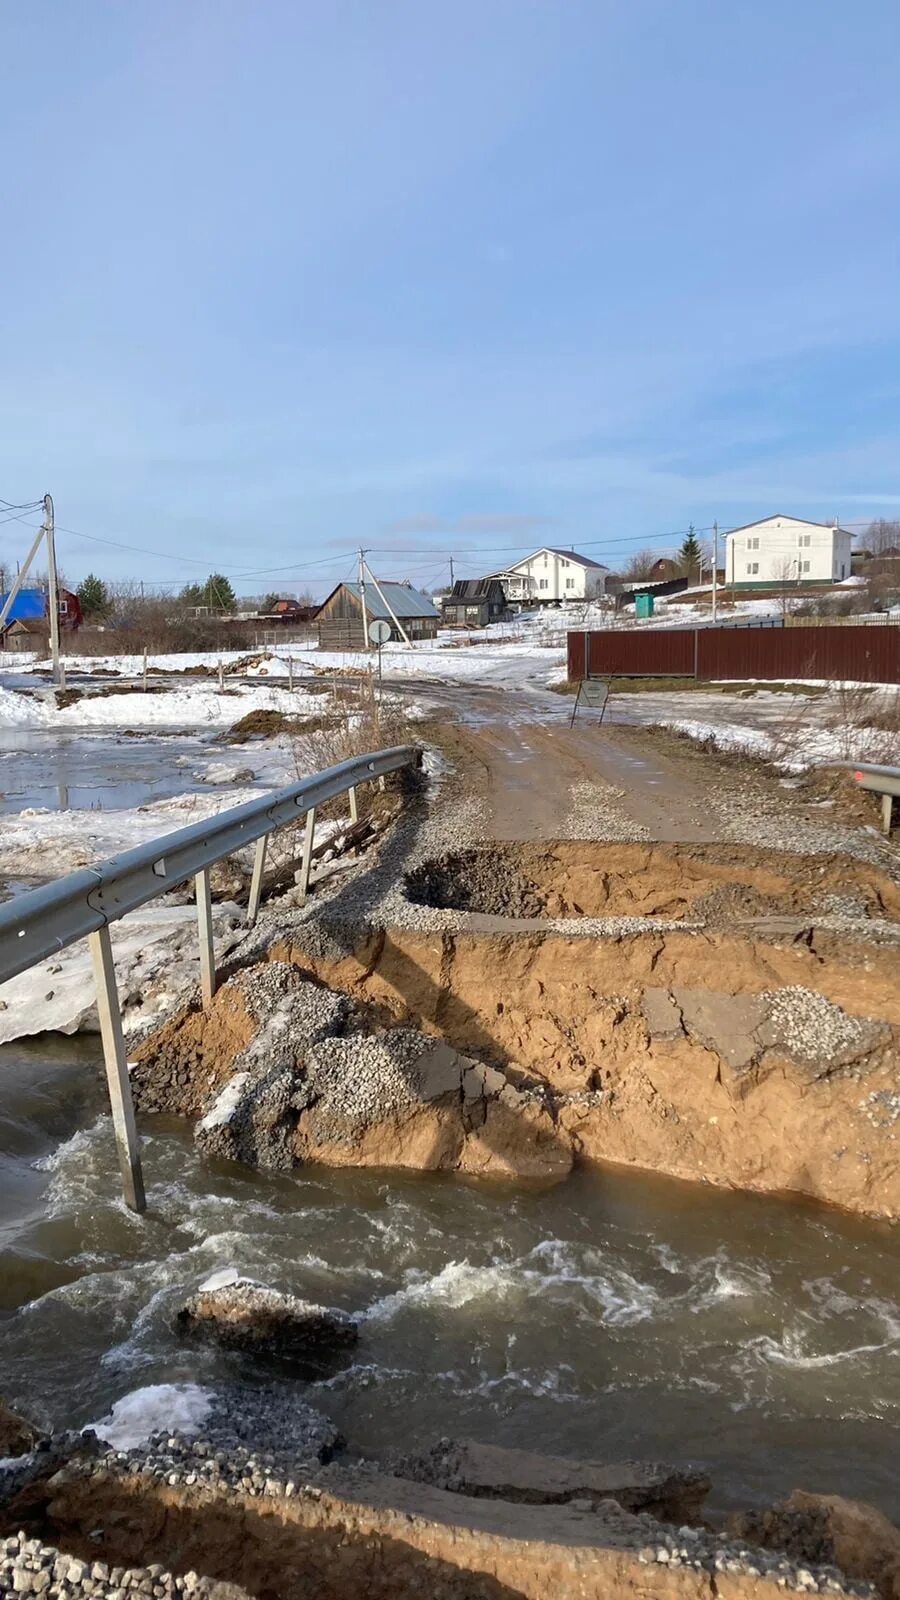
xmin=883 ymin=793 xmax=894 ymax=835
xmin=298 ymin=807 xmax=316 ymax=905
xmin=88 ymin=926 xmax=146 ymax=1214
xmin=196 ymin=868 xmax=216 ymax=1005
xmin=348 ymin=785 xmax=358 ymax=824
xmin=246 ymin=834 xmax=268 ymax=926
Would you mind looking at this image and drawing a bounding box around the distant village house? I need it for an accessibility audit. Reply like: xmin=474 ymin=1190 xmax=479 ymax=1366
xmin=0 ymin=586 xmax=83 ymax=650
xmin=441 ymin=578 xmax=509 ymax=628
xmin=491 ymin=547 xmax=609 ymax=605
xmin=314 ymin=580 xmax=439 ymax=650
xmin=725 ymin=516 xmax=852 ymax=588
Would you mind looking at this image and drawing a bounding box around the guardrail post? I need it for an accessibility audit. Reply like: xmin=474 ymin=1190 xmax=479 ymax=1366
xmin=298 ymin=807 xmax=316 ymax=905
xmin=348 ymin=785 xmax=358 ymax=824
xmin=88 ymin=926 xmax=146 ymax=1214
xmin=246 ymin=833 xmax=268 ymax=926
xmin=196 ymin=868 xmax=216 ymax=1005
xmin=883 ymin=793 xmax=894 ymax=835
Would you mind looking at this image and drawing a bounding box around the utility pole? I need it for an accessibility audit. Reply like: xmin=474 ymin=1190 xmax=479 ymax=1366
xmin=358 ymin=548 xmax=370 ymax=648
xmin=449 ymin=554 xmax=455 ymax=587
xmin=711 ymin=521 xmax=718 ymax=623
xmin=44 ymin=494 xmax=63 ymax=686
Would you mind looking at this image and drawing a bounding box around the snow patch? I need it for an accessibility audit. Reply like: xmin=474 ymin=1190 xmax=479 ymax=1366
xmin=90 ymin=1383 xmax=213 ymax=1449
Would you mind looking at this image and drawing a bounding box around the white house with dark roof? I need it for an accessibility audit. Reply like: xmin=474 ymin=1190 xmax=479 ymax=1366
xmin=725 ymin=516 xmax=853 ymax=588
xmin=492 ymin=547 xmax=609 ymax=604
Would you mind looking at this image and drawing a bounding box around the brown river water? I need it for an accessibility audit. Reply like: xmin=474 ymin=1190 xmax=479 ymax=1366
xmin=1 ymin=1032 xmax=898 ymax=1518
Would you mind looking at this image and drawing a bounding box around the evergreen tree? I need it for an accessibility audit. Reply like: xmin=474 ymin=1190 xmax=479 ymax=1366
xmin=261 ymin=592 xmax=282 ymax=613
xmin=179 ymin=574 xmax=237 ymax=611
xmin=678 ymin=528 xmax=702 ymax=578
xmin=204 ymin=573 xmax=237 ymax=612
xmin=77 ymin=572 xmax=111 ymax=619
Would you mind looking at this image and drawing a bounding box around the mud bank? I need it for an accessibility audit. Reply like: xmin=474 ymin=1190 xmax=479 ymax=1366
xmin=5 ymin=1434 xmax=886 ymax=1600
xmin=280 ymin=921 xmax=899 ymax=1218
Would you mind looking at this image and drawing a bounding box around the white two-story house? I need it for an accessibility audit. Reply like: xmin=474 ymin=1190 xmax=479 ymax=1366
xmin=725 ymin=515 xmax=853 ymax=588
xmin=492 ymin=547 xmax=609 ymax=605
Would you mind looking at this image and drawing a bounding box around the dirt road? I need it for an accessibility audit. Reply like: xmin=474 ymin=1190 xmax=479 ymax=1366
xmin=413 ymin=683 xmax=728 ymax=840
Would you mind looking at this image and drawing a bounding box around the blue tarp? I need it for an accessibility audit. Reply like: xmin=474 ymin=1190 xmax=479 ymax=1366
xmin=0 ymin=589 xmax=46 ymax=622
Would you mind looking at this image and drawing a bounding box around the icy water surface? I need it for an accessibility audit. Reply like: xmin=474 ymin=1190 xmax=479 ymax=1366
xmin=0 ymin=728 xmax=237 ymax=814
xmin=0 ymin=1035 xmax=897 ymax=1517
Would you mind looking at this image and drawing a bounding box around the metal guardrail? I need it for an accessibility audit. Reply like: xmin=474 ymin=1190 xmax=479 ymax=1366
xmin=848 ymin=763 xmax=900 ymax=834
xmin=0 ymin=744 xmax=421 ymax=1212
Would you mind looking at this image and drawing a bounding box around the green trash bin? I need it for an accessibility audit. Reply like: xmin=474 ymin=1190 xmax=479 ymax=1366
xmin=635 ymin=591 xmax=655 ymax=619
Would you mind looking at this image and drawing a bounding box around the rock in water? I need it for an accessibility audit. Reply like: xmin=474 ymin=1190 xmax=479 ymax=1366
xmin=175 ymin=1282 xmax=358 ymax=1377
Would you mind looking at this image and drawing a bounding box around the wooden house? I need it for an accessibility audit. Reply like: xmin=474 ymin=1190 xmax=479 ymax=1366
xmin=315 ymin=581 xmax=440 ymax=650
xmin=441 ymin=578 xmax=509 ymax=628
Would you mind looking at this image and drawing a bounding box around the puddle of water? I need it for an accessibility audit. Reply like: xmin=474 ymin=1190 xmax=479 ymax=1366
xmin=0 ymin=730 xmax=241 ymax=815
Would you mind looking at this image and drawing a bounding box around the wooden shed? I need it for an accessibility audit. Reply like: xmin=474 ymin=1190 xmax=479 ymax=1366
xmin=315 ymin=581 xmax=440 ymax=650
xmin=441 ymin=577 xmax=509 ymax=628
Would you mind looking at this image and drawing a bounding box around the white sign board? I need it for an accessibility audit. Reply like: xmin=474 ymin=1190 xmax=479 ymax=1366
xmin=369 ymin=619 xmax=391 ymax=646
xmin=580 ymin=680 xmax=609 ymax=709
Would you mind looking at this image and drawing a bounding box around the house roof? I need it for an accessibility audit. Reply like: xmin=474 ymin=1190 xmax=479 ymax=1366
xmin=0 ymin=588 xmax=46 ymax=622
xmin=5 ymin=616 xmax=49 ymax=635
xmin=326 ymin=581 xmax=440 ymax=621
xmin=503 ymin=547 xmax=609 ymax=573
xmin=445 ymin=578 xmax=505 ymax=603
xmin=725 ymin=515 xmax=852 ymax=538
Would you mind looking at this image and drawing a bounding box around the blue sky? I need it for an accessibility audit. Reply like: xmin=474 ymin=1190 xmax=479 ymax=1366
xmin=3 ymin=0 xmax=900 ymax=594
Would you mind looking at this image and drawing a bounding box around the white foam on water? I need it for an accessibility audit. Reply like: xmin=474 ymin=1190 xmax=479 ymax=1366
xmin=749 ymin=1331 xmax=892 ymax=1370
xmin=90 ymin=1384 xmax=213 ymax=1449
xmin=363 ymin=1260 xmax=511 ymax=1322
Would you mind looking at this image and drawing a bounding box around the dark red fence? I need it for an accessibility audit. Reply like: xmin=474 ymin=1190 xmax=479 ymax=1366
xmin=567 ymin=625 xmax=900 ymax=685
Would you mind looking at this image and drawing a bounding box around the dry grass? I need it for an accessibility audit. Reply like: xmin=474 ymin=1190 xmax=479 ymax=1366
xmin=289 ymin=676 xmax=415 ymax=822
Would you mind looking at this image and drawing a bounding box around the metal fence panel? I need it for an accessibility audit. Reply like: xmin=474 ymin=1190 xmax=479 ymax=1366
xmin=569 ymin=625 xmax=900 ymax=684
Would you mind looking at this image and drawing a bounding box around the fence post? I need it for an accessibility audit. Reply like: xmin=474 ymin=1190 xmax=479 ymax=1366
xmin=883 ymin=794 xmax=894 ymax=835
xmin=298 ymin=807 xmax=316 ymax=905
xmin=246 ymin=834 xmax=268 ymax=926
xmin=218 ymin=661 xmax=225 ymax=691
xmin=88 ymin=926 xmax=146 ymax=1213
xmin=348 ymin=784 xmax=358 ymax=824
xmin=196 ymin=867 xmax=216 ymax=1005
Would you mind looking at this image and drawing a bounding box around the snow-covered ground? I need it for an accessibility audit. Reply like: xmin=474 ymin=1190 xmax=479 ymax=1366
xmin=0 ymin=679 xmax=326 ymax=731
xmin=611 ymin=686 xmax=900 ymax=772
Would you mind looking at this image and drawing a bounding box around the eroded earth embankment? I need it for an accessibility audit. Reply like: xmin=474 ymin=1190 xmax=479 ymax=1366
xmin=131 ymin=840 xmax=900 ymax=1218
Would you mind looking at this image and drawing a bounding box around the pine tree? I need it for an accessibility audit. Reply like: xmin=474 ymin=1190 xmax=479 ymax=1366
xmin=261 ymin=592 xmax=282 ymax=614
xmin=77 ymin=572 xmax=111 ymax=619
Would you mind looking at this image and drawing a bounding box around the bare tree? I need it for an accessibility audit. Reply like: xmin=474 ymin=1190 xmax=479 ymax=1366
xmin=772 ymin=555 xmax=799 ymax=617
xmin=863 ymin=518 xmax=900 ymax=555
xmin=622 ymin=549 xmax=659 ymax=581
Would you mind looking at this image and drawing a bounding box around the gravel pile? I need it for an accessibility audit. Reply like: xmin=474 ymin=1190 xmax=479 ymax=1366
xmin=303 ymin=1030 xmax=437 ymax=1140
xmin=0 ymin=1535 xmax=247 ymax=1598
xmin=762 ymin=987 xmax=889 ymax=1068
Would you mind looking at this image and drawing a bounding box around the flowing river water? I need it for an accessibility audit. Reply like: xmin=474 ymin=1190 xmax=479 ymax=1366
xmin=1 ymin=1033 xmax=898 ymax=1519
xmin=0 ymin=690 xmax=898 ymax=1526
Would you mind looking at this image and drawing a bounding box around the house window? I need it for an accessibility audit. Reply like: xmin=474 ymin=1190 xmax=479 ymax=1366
xmin=565 ymin=577 xmax=575 ymax=589
xmin=802 ymin=560 xmax=810 ymax=573
xmin=799 ymin=534 xmax=811 ymax=548
xmin=59 ymin=599 xmax=68 ymax=614
xmin=748 ymin=537 xmax=759 ymax=550
xmin=746 ymin=562 xmax=759 ymax=575
xmin=539 ymin=578 xmax=548 ymax=589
